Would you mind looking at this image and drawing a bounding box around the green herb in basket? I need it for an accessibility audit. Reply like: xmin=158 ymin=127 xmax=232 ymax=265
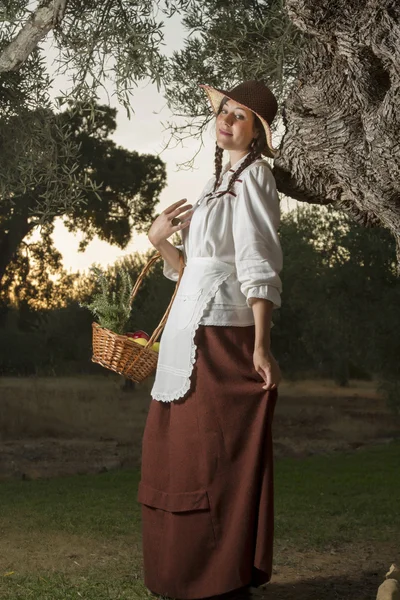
xmin=80 ymin=266 xmax=133 ymax=335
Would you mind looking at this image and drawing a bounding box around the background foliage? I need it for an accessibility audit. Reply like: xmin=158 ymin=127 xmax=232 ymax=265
xmin=1 ymin=207 xmax=398 ymax=411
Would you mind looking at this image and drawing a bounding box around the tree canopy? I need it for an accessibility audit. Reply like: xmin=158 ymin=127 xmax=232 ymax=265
xmin=0 ymin=0 xmax=168 ymax=221
xmin=0 ymin=102 xmax=167 ymax=305
xmin=1 ymin=0 xmax=399 ymax=268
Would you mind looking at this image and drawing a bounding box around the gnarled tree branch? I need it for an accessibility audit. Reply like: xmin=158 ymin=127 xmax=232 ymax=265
xmin=0 ymin=0 xmax=68 ymax=72
xmin=272 ymin=0 xmax=400 ymax=267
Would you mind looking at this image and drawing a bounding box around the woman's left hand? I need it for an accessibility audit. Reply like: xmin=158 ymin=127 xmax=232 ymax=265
xmin=253 ymin=347 xmax=281 ymax=391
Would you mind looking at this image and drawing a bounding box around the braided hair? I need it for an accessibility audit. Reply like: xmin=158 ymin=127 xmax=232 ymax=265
xmin=213 ymin=144 xmax=224 ymax=194
xmin=207 ymin=98 xmax=267 ymax=206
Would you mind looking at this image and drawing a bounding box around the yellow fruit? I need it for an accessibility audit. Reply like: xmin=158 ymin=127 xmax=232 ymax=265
xmin=151 ymin=342 xmax=160 ymax=353
xmin=132 ymin=337 xmax=148 ymax=347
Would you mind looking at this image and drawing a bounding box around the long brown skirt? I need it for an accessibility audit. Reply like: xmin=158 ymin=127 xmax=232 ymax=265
xmin=138 ymin=324 xmax=278 ymax=600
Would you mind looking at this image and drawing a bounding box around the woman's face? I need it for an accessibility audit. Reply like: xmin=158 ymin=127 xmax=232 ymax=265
xmin=216 ymin=98 xmax=258 ymax=152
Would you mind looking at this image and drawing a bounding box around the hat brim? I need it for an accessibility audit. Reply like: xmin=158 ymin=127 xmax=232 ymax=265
xmin=199 ymin=84 xmax=279 ymax=158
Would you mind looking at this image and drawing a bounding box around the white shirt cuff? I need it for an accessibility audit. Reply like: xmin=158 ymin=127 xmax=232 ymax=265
xmin=246 ymin=285 xmax=281 ymax=309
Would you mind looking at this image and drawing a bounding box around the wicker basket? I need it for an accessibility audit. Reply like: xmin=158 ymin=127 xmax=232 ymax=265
xmin=91 ymin=250 xmax=185 ymax=383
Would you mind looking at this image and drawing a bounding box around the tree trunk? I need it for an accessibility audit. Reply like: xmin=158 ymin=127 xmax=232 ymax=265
xmin=0 ymin=0 xmax=68 ymax=72
xmin=0 ymin=212 xmax=35 ymax=286
xmin=273 ymin=0 xmax=400 ymax=269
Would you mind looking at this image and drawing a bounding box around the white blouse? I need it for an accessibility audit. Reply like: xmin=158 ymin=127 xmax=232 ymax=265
xmin=151 ymin=153 xmax=283 ymax=402
xmin=163 ymin=152 xmax=283 ymax=326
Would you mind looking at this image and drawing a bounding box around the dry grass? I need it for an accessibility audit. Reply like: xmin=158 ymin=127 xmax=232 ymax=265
xmin=0 ymin=375 xmax=399 ymax=479
xmin=0 ymin=375 xmax=151 ymax=441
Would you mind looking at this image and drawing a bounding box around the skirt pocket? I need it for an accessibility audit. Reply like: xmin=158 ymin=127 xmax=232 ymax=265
xmin=138 ymin=481 xmax=217 ymax=555
xmin=138 ymin=481 xmax=210 ymax=512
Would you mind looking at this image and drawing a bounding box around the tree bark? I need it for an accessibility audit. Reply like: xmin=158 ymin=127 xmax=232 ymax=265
xmin=272 ymin=0 xmax=400 ymax=269
xmin=0 ymin=0 xmax=68 ymax=72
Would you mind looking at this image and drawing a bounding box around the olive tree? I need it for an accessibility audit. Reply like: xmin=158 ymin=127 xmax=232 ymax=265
xmin=162 ymin=0 xmax=400 ymax=268
xmin=0 ymin=0 xmax=168 ymax=221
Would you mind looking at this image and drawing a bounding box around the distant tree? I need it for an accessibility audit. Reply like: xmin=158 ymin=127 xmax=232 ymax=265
xmin=276 ymin=205 xmax=399 ymax=385
xmin=0 ymin=103 xmax=167 ymax=306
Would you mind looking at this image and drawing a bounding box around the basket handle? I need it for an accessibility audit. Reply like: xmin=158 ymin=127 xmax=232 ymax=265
xmin=129 ymin=249 xmax=185 ymax=350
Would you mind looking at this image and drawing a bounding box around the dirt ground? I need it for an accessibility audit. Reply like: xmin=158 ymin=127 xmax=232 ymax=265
xmin=0 ymin=531 xmax=397 ymax=600
xmin=258 ymin=541 xmax=399 ymax=600
xmin=0 ymin=530 xmax=396 ymax=600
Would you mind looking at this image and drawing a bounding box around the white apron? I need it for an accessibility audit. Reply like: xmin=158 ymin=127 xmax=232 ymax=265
xmin=150 ymin=257 xmax=235 ymax=403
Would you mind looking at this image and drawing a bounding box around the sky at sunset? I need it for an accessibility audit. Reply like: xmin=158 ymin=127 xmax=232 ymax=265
xmin=31 ymin=11 xmax=298 ymax=274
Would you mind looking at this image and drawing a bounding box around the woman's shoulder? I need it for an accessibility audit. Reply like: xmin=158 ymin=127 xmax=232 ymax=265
xmin=239 ymin=158 xmax=276 ymax=189
xmin=242 ymin=157 xmax=273 ymax=177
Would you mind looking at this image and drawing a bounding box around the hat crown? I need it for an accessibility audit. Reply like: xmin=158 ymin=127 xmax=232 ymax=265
xmin=199 ymin=79 xmax=279 ymax=157
xmin=223 ymin=80 xmax=278 ymax=125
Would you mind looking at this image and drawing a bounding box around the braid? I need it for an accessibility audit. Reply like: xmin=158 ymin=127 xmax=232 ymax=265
xmin=213 ymin=143 xmax=224 ymax=192
xmin=225 ymin=144 xmax=260 ymax=195
xmin=205 ymin=143 xmax=223 ymax=206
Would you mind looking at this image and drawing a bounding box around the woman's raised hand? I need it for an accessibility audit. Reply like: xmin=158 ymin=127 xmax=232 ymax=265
xmin=148 ymin=199 xmax=194 ymax=248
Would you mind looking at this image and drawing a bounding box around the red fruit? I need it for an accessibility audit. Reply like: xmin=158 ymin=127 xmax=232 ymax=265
xmin=126 ymin=330 xmax=150 ymax=341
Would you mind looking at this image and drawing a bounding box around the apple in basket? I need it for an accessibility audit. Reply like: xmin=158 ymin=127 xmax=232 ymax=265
xmin=126 ymin=330 xmax=150 ymax=341
xmin=125 ymin=331 xmax=160 ymax=353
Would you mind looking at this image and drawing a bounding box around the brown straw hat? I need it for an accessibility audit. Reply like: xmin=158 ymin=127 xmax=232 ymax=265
xmin=199 ymin=80 xmax=279 ymax=158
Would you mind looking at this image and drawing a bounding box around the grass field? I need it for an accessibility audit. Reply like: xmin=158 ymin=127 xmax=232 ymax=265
xmin=0 ymin=376 xmax=399 ymax=598
xmin=1 ymin=441 xmax=399 ymax=600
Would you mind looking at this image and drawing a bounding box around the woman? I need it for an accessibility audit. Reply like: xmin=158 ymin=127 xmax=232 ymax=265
xmin=138 ymin=80 xmax=283 ymax=600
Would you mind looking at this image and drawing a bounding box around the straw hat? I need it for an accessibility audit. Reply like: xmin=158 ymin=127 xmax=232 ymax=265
xmin=199 ymin=80 xmax=279 ymax=158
